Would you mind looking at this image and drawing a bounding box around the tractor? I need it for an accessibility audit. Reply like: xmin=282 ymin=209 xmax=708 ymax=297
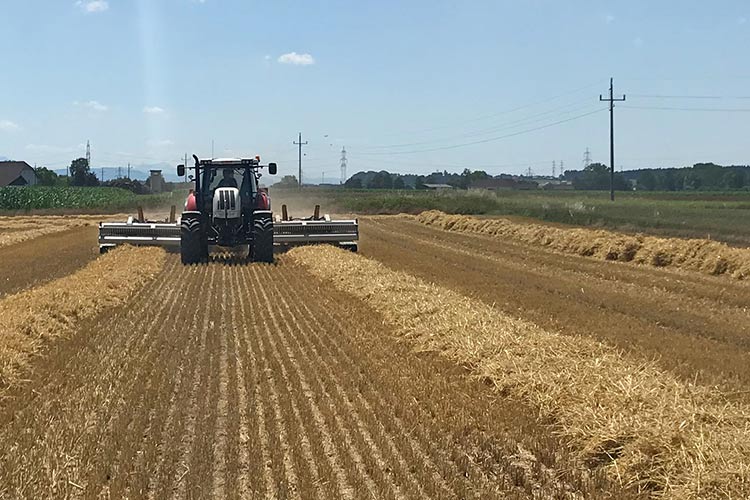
xmin=177 ymin=155 xmax=277 ymax=264
xmin=97 ymin=156 xmax=359 ymax=257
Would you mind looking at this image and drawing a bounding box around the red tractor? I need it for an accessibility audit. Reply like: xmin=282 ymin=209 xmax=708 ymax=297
xmin=177 ymin=155 xmax=277 ymax=264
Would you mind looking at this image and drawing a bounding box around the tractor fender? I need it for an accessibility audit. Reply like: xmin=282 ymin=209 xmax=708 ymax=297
xmin=185 ymin=191 xmax=197 ymax=211
xmin=257 ymin=191 xmax=270 ymax=210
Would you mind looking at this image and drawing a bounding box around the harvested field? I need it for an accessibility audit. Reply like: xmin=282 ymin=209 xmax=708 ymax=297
xmin=417 ymin=210 xmax=750 ymax=279
xmin=0 ymin=215 xmax=109 ymax=248
xmin=360 ymin=217 xmax=750 ymax=388
xmin=290 ymin=246 xmax=750 ymax=498
xmin=0 ymin=254 xmax=637 ymax=499
xmin=0 ymin=225 xmax=98 ymax=297
xmin=1 ymin=214 xmax=749 ymax=499
xmin=0 ymin=245 xmax=164 ymax=394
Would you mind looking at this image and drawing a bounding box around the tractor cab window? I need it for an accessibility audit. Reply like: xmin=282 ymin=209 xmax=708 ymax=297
xmin=206 ymin=168 xmax=240 ymax=192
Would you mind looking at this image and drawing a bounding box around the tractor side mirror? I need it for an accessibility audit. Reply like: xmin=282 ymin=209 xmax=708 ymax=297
xmin=268 ymin=162 xmax=277 ymax=175
xmin=177 ymin=164 xmax=185 ymax=177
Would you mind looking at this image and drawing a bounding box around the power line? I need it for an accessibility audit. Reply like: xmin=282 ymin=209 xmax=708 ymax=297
xmin=355 ymin=98 xmax=594 ymax=151
xmin=354 ymin=108 xmax=606 ymax=156
xmin=354 ymin=80 xmax=605 ymax=140
xmin=621 ymin=104 xmax=750 ymax=112
xmin=630 ymin=94 xmax=750 ymax=99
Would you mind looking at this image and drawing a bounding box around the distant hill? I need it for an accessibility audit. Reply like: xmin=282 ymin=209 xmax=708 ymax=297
xmin=0 ymin=156 xmax=9 ymax=162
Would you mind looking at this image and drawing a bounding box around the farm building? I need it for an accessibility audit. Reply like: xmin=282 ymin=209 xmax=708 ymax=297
xmin=539 ymin=180 xmax=574 ymax=190
xmin=0 ymin=161 xmax=38 ymax=187
xmin=147 ymin=170 xmax=166 ymax=193
xmin=422 ymin=183 xmax=454 ymax=190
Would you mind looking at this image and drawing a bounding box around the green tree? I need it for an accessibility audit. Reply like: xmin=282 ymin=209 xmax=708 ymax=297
xmin=35 ymin=166 xmax=60 ymax=186
xmin=69 ymin=157 xmax=99 ymax=186
xmin=273 ymin=175 xmax=299 ymax=188
xmin=683 ymin=172 xmax=702 ymax=190
xmin=344 ymin=177 xmax=362 ymax=189
xmin=368 ymin=171 xmax=393 ymax=189
xmin=656 ymin=170 xmax=678 ymax=191
xmin=585 ymin=162 xmax=609 ymax=175
xmin=393 ymin=176 xmax=405 ymax=189
xmin=722 ymin=170 xmax=746 ymax=190
xmin=638 ymin=170 xmax=657 ymax=191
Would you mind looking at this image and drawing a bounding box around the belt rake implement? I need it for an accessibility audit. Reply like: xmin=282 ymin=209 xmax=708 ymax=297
xmin=98 ymin=157 xmax=358 ymax=260
xmin=273 ymin=203 xmax=358 ymax=253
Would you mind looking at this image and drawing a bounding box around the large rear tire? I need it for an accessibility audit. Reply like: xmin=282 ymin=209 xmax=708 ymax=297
xmin=180 ymin=216 xmax=204 ymax=264
xmin=251 ymin=214 xmax=274 ymax=263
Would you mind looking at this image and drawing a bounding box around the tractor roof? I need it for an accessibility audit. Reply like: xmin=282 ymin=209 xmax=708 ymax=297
xmin=199 ymin=157 xmax=260 ymax=167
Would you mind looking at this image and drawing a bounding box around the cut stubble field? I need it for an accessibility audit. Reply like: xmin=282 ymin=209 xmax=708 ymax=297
xmin=0 ymin=213 xmax=748 ymax=499
xmin=0 ymin=254 xmax=628 ymax=499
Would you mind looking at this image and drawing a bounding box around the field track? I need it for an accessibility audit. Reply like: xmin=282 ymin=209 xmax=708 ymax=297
xmin=360 ymin=217 xmax=750 ymax=389
xmin=0 ymin=253 xmax=633 ymax=499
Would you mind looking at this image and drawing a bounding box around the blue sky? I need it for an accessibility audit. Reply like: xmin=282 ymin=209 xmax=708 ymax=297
xmin=1 ymin=0 xmax=749 ymax=182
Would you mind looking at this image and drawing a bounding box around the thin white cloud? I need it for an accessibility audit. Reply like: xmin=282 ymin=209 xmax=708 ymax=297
xmin=605 ymin=14 xmax=615 ymax=24
xmin=148 ymin=139 xmax=174 ymax=147
xmin=278 ymin=52 xmax=315 ymax=66
xmin=739 ymin=17 xmax=747 ymax=25
xmin=74 ymin=100 xmax=108 ymax=112
xmin=0 ymin=120 xmax=20 ymax=132
xmin=143 ymin=106 xmax=165 ymax=115
xmin=633 ymin=37 xmax=644 ymax=48
xmin=264 ymin=54 xmax=271 ymax=61
xmin=75 ymin=1 xmax=109 ymax=13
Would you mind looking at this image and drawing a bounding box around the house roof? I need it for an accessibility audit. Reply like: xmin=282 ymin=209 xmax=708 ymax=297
xmin=423 ymin=183 xmax=454 ymax=189
xmin=0 ymin=161 xmax=34 ymax=186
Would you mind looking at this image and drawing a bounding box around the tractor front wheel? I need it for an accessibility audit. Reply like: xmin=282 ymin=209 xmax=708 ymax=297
xmin=251 ymin=214 xmax=274 ymax=263
xmin=181 ymin=215 xmax=205 ymax=264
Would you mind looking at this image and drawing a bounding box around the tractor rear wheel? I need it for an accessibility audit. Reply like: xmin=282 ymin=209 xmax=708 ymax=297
xmin=251 ymin=214 xmax=274 ymax=263
xmin=180 ymin=216 xmax=204 ymax=264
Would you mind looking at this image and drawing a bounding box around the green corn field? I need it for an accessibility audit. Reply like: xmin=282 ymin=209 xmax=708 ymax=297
xmin=0 ymin=187 xmax=174 ymax=211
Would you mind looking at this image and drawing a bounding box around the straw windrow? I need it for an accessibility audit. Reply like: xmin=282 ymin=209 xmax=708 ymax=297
xmin=416 ymin=210 xmax=750 ymax=279
xmin=0 ymin=245 xmax=165 ymax=393
xmin=289 ymin=245 xmax=750 ymax=498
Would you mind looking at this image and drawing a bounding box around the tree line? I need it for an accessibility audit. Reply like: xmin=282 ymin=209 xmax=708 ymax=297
xmin=342 ymin=169 xmax=491 ymax=190
xmin=34 ymin=158 xmax=174 ymax=194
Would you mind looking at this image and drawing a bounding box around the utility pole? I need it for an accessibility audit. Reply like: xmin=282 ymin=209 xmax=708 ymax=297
xmin=583 ymin=148 xmax=592 ymax=169
xmin=184 ymin=153 xmax=188 ymax=182
xmin=322 ymin=171 xmax=325 ymax=184
xmin=101 ymin=167 xmax=104 ymax=182
xmin=127 ymin=162 xmax=131 ymax=180
xmin=293 ymin=132 xmax=308 ymax=190
xmin=86 ymin=140 xmax=91 ymax=168
xmin=600 ymin=77 xmax=626 ymax=201
xmin=552 ymin=160 xmax=556 ymax=178
xmin=559 ymin=160 xmax=564 ymax=178
xmin=340 ymin=146 xmax=347 ymax=185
